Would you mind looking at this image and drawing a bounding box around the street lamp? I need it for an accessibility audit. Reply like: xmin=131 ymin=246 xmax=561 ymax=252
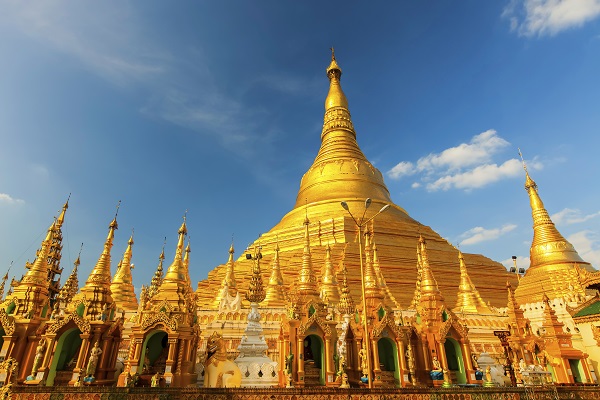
xmin=340 ymin=198 xmax=390 ymax=388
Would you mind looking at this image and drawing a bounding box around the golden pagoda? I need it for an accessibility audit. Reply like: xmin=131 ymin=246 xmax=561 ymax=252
xmin=515 ymin=156 xmax=593 ymax=304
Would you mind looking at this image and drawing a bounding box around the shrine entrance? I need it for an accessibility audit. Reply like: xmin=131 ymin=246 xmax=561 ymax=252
xmin=377 ymin=337 xmax=399 ymax=387
xmin=47 ymin=328 xmax=82 ymax=386
xmin=444 ymin=338 xmax=466 ymax=384
xmin=303 ymin=335 xmax=323 ymax=386
xmin=139 ymin=330 xmax=168 ymax=375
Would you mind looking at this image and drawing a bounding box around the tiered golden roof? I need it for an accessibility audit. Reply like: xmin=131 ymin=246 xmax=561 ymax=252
xmin=515 ymin=159 xmax=590 ymax=304
xmin=453 ymin=250 xmax=491 ymax=314
xmin=296 ymin=215 xmax=319 ymax=297
xmin=110 ymin=232 xmax=138 ymax=311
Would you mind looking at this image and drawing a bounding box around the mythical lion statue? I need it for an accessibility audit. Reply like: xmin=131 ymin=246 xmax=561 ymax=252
xmin=204 ymin=331 xmax=242 ymax=388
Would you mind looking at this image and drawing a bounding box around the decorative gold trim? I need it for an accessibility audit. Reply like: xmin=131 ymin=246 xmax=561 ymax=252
xmin=0 ymin=309 xmax=15 ymax=335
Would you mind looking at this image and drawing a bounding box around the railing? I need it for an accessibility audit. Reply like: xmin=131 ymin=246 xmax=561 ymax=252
xmin=5 ymin=385 xmax=600 ymax=400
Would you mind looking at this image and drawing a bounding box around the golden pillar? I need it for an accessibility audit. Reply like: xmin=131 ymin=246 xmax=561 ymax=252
xmin=371 ymin=338 xmax=382 ymax=387
xmin=296 ymin=336 xmax=304 ymax=386
xmin=324 ymin=335 xmax=335 ymax=386
xmin=397 ymin=339 xmax=408 ymax=387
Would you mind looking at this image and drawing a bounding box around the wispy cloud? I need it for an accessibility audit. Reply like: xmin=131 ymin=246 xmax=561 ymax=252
xmin=551 ymin=208 xmax=600 ymax=225
xmin=0 ymin=193 xmax=24 ymax=205
xmin=503 ymin=0 xmax=600 ymax=37
xmin=567 ymin=230 xmax=600 ymax=267
xmin=459 ymin=224 xmax=517 ymax=246
xmin=386 ymin=130 xmax=540 ymax=191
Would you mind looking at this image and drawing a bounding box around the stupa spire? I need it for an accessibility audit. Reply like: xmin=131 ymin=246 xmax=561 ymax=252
xmin=363 ymin=232 xmax=383 ymax=301
xmin=58 ymin=248 xmax=81 ymax=306
xmin=290 ymin=50 xmax=397 ymax=215
xmin=410 ymin=241 xmax=423 ymax=309
xmin=453 ymin=249 xmax=491 ymax=314
xmin=296 ymin=213 xmax=319 ymax=296
xmin=213 ymin=241 xmax=239 ymax=308
xmin=162 ymin=215 xmax=188 ymax=284
xmin=245 ymin=246 xmax=266 ymax=304
xmin=11 ymin=224 xmax=55 ymax=317
xmin=80 ymin=203 xmax=119 ymax=317
xmin=111 ymin=230 xmax=138 ymax=312
xmin=337 ymin=250 xmax=355 ymax=316
xmin=223 ymin=241 xmax=237 ymax=289
xmin=372 ymin=234 xmax=399 ymax=308
xmin=149 ymin=239 xmax=166 ymax=299
xmin=183 ymin=237 xmax=191 ymax=287
xmin=319 ymin=243 xmax=340 ymax=304
xmin=0 ymin=262 xmax=12 ymax=301
xmin=265 ymin=240 xmax=286 ymax=306
xmin=152 ymin=215 xmax=193 ymax=311
xmin=519 ymin=150 xmax=584 ymax=269
xmin=418 ymin=235 xmax=443 ymax=299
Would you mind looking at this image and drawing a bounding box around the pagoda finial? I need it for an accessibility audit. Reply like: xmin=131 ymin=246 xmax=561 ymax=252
xmin=148 ymin=238 xmax=166 ymax=299
xmin=58 ymin=244 xmax=82 ymax=305
xmin=111 ymin=229 xmax=138 ymax=312
xmin=319 ymin=243 xmax=340 ymax=304
xmin=418 ymin=235 xmax=443 ymax=298
xmin=410 ymin=241 xmax=423 ymax=309
xmin=265 ymin=237 xmax=286 ymax=306
xmin=454 ymin=249 xmax=491 ymax=314
xmin=337 ymin=246 xmax=355 ymax=315
xmin=297 ymin=209 xmax=318 ymax=296
xmin=0 ymin=262 xmax=12 ymax=300
xmin=222 ymin=239 xmax=237 ymax=290
xmin=162 ymin=215 xmax=189 ymax=285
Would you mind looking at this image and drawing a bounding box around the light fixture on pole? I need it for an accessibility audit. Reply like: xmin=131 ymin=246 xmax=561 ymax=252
xmin=340 ymin=198 xmax=390 ymax=388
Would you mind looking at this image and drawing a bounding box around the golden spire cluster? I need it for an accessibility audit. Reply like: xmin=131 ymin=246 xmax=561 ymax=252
xmin=148 ymin=240 xmax=166 ymax=299
xmin=57 ymin=246 xmax=81 ymax=307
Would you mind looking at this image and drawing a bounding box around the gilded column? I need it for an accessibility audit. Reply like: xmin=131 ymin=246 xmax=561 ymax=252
xmin=296 ymin=336 xmax=304 ymax=386
xmin=324 ymin=335 xmax=334 ymax=386
xmin=397 ymin=339 xmax=407 ymax=387
xmin=461 ymin=340 xmax=475 ymax=383
xmin=371 ymin=338 xmax=382 ymax=387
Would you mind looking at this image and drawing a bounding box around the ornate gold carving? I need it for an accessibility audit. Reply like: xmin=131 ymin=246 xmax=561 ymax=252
xmin=298 ymin=313 xmax=331 ymax=337
xmin=371 ymin=313 xmax=405 ymax=340
xmin=141 ymin=311 xmax=178 ymax=332
xmin=47 ymin=313 xmax=90 ymax=334
xmin=0 ymin=309 xmax=15 ymax=335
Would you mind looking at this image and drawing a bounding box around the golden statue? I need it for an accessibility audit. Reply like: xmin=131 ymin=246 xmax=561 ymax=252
xmin=86 ymin=341 xmax=102 ymax=377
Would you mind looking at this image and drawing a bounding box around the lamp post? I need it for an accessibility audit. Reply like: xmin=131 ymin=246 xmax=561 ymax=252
xmin=340 ymin=198 xmax=390 ymax=389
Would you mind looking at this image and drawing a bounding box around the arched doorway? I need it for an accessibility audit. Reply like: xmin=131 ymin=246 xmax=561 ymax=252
xmin=47 ymin=328 xmax=83 ymax=386
xmin=303 ymin=334 xmax=324 ymax=386
xmin=443 ymin=338 xmax=466 ymax=384
xmin=139 ymin=331 xmax=168 ymax=374
xmin=377 ymin=337 xmax=399 ymax=387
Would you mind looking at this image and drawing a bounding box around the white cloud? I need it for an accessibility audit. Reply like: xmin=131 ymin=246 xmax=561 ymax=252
xmin=567 ymin=230 xmax=600 ymax=267
xmin=459 ymin=224 xmax=517 ymax=246
xmin=501 ymin=255 xmax=531 ymax=271
xmin=0 ymin=193 xmax=24 ymax=205
xmin=426 ymin=159 xmax=522 ymax=191
xmin=551 ymin=208 xmax=600 ymax=225
xmin=416 ymin=130 xmax=509 ymax=172
xmin=388 ymin=161 xmax=416 ymax=179
xmin=386 ymin=130 xmax=540 ymax=192
xmin=504 ymin=0 xmax=600 ymax=36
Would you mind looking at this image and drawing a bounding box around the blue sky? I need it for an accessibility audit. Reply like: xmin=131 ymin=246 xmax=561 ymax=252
xmin=1 ymin=1 xmax=599 ymax=294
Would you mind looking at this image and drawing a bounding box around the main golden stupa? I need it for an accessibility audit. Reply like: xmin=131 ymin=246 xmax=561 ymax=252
xmin=1 ymin=51 xmax=599 ymax=395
